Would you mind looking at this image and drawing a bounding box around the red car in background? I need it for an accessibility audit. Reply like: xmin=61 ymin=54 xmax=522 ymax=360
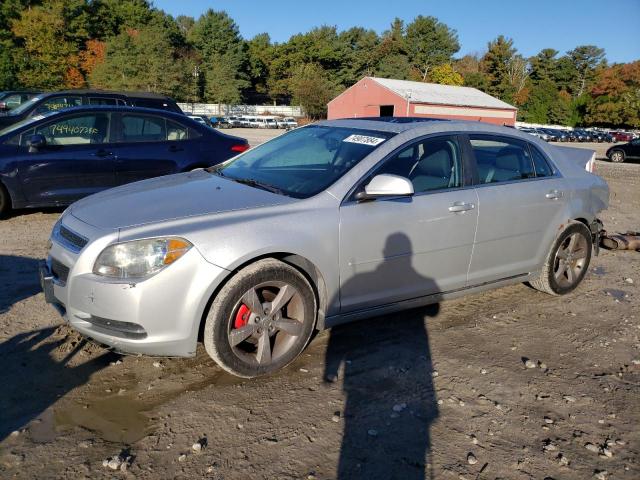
xmin=610 ymin=131 xmax=634 ymax=142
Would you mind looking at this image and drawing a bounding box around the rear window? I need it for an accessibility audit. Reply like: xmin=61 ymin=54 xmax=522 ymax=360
xmin=529 ymin=146 xmax=554 ymax=177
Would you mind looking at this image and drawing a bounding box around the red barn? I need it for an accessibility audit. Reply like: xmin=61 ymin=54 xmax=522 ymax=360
xmin=327 ymin=76 xmax=517 ymax=126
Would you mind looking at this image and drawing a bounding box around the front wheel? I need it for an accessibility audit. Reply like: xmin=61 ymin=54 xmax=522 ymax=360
xmin=530 ymin=223 xmax=592 ymax=295
xmin=609 ymin=150 xmax=625 ymax=163
xmin=204 ymin=258 xmax=317 ymax=378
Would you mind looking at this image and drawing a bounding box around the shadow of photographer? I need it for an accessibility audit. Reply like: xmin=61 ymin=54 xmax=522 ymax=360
xmin=324 ymin=233 xmax=440 ymax=479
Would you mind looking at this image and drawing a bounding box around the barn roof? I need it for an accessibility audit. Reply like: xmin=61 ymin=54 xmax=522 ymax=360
xmin=369 ymin=77 xmax=516 ymax=110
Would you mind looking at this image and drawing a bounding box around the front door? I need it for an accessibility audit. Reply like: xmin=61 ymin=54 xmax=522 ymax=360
xmin=339 ymin=135 xmax=478 ymax=313
xmin=17 ymin=112 xmax=116 ymax=205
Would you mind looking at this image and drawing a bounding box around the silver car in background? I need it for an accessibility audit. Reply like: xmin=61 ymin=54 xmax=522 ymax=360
xmin=40 ymin=119 xmax=609 ymax=378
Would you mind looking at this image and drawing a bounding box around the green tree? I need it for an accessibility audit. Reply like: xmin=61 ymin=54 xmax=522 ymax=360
xmin=90 ymin=0 xmax=156 ymax=38
xmin=90 ymin=23 xmax=190 ymax=97
xmin=567 ymin=45 xmax=606 ymax=96
xmin=481 ymin=35 xmax=517 ymax=101
xmin=189 ymin=9 xmax=249 ymax=104
xmin=289 ymin=63 xmax=337 ymax=118
xmin=520 ymin=79 xmax=569 ymax=125
xmin=373 ymin=18 xmax=410 ymax=79
xmin=405 ymin=15 xmax=459 ymax=81
xmin=246 ymin=33 xmax=273 ymax=102
xmin=429 ymin=63 xmax=463 ymax=86
xmin=11 ymin=0 xmax=77 ymax=89
xmin=529 ymin=48 xmax=558 ymax=84
xmin=337 ymin=27 xmax=380 ymax=85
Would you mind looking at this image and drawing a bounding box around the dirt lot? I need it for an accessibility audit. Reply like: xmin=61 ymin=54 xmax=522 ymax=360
xmin=0 ymin=138 xmax=639 ymax=480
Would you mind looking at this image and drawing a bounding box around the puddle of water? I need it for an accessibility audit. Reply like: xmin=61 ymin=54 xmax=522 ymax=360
xmin=44 ymin=367 xmax=245 ymax=444
xmin=55 ymin=394 xmax=151 ymax=444
xmin=592 ymin=266 xmax=606 ymax=276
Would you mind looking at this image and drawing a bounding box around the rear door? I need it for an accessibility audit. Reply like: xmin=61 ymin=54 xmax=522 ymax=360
xmin=111 ymin=112 xmax=192 ymax=185
xmin=17 ymin=112 xmax=116 ymax=204
xmin=466 ymin=135 xmax=568 ymax=285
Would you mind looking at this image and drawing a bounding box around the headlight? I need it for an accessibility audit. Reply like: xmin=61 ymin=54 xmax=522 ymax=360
xmin=93 ymin=237 xmax=192 ymax=279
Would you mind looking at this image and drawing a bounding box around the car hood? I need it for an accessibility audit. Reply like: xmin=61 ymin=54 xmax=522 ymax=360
xmin=70 ymin=170 xmax=295 ymax=230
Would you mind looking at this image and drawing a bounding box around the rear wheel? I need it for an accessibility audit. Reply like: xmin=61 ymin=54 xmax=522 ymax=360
xmin=609 ymin=150 xmax=625 ymax=163
xmin=0 ymin=183 xmax=11 ymax=218
xmin=530 ymin=223 xmax=592 ymax=295
xmin=204 ymin=258 xmax=316 ymax=378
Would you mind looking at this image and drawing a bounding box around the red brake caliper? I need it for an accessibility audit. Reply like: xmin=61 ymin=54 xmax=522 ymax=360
xmin=234 ymin=304 xmax=251 ymax=329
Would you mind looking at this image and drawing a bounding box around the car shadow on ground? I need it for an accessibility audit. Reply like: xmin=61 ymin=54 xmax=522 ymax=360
xmin=323 ymin=233 xmax=440 ymax=479
xmin=0 ymin=326 xmax=116 ymax=442
xmin=0 ymin=255 xmax=42 ymax=314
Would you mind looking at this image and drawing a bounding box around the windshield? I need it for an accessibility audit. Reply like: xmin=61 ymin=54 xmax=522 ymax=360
xmin=212 ymin=125 xmax=394 ymax=199
xmin=5 ymin=95 xmax=41 ymax=116
xmin=0 ymin=111 xmax=52 ymax=138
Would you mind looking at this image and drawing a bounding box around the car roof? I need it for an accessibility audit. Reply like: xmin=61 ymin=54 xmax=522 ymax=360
xmin=31 ymin=90 xmax=174 ymax=100
xmin=316 ymin=117 xmax=521 ymax=136
xmin=23 ymin=105 xmax=192 ymax=125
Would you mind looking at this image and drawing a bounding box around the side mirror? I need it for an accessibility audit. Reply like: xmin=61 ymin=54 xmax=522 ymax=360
xmin=27 ymin=134 xmax=46 ymax=152
xmin=356 ymin=174 xmax=414 ymax=201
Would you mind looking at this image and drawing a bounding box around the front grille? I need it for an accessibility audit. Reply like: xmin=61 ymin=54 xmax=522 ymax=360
xmin=59 ymin=225 xmax=88 ymax=251
xmin=51 ymin=258 xmax=69 ymax=284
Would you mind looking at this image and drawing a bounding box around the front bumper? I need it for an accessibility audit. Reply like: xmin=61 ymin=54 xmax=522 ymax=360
xmin=42 ymin=239 xmax=230 ymax=357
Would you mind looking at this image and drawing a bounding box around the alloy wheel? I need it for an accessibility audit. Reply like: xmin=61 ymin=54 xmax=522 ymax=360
xmin=553 ymin=233 xmax=588 ymax=288
xmin=228 ymin=281 xmax=305 ymax=366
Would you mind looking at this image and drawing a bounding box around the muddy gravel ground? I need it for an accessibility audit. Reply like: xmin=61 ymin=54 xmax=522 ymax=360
xmin=1 ymin=146 xmax=639 ymax=479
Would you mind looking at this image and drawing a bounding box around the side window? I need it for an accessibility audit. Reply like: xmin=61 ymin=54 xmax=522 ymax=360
xmin=167 ymin=120 xmax=188 ymax=141
xmin=2 ymin=94 xmax=23 ymax=110
xmin=530 ymin=146 xmax=554 ymax=177
xmin=375 ymin=136 xmax=462 ymax=193
xmin=133 ymin=99 xmax=169 ymax=110
xmin=469 ymin=136 xmax=534 ymax=184
xmin=34 ymin=113 xmax=109 ymax=145
xmin=120 ymin=114 xmax=166 ymax=142
xmin=32 ymin=96 xmax=82 ymax=115
xmin=89 ymin=97 xmax=118 ymax=106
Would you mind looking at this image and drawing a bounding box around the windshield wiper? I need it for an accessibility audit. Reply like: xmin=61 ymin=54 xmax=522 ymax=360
xmin=231 ymin=177 xmax=285 ymax=195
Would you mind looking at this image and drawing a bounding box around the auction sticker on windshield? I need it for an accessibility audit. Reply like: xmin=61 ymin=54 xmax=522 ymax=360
xmin=343 ymin=134 xmax=386 ymax=146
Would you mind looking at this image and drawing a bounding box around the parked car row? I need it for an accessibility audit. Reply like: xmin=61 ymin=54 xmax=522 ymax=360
xmin=208 ymin=115 xmax=299 ymax=130
xmin=518 ymin=127 xmax=616 ymax=143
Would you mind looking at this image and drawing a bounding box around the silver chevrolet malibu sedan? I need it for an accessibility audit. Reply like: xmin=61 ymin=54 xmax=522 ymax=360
xmin=40 ymin=119 xmax=609 ymax=377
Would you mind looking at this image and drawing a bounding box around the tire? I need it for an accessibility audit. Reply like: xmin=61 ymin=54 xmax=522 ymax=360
xmin=0 ymin=182 xmax=11 ymax=218
xmin=203 ymin=258 xmax=317 ymax=378
xmin=530 ymin=222 xmax=592 ymax=296
xmin=609 ymin=150 xmax=625 ymax=163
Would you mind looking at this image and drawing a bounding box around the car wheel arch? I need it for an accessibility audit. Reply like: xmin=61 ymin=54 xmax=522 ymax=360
xmin=196 ymin=252 xmax=329 ymax=344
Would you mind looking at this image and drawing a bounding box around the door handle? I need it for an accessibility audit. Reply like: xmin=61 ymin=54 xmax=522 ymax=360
xmin=545 ymin=190 xmax=564 ymax=200
xmin=168 ymin=144 xmax=183 ymax=152
xmin=92 ymin=149 xmax=113 ymax=157
xmin=449 ymin=202 xmax=475 ymax=213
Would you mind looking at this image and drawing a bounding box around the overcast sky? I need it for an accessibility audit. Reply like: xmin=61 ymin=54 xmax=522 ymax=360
xmin=154 ymin=0 xmax=640 ymax=64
